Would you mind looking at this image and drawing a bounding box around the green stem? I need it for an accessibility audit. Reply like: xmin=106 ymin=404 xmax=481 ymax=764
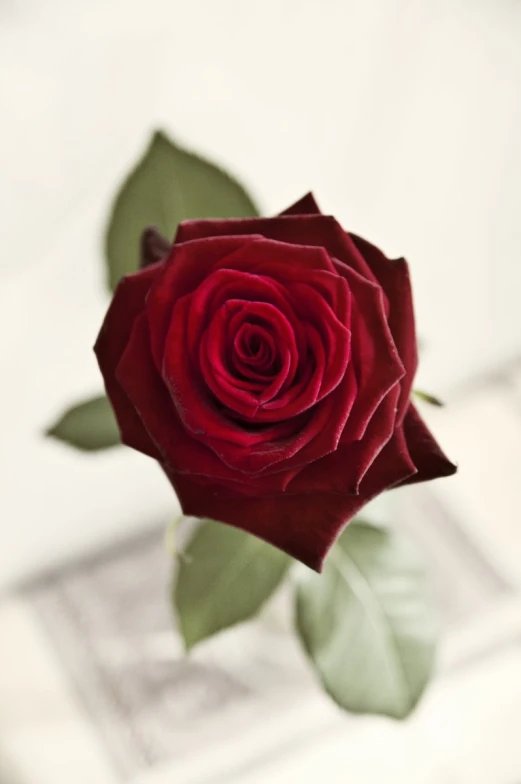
xmin=164 ymin=514 xmax=185 ymax=559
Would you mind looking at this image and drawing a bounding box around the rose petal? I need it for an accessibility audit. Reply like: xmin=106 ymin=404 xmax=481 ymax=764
xmin=169 ymin=359 xmax=355 ymax=476
xmin=170 ymin=424 xmax=416 ymax=571
xmin=333 ymin=262 xmax=405 ymax=442
xmin=279 ymin=192 xmax=322 ymax=216
xmin=180 ymin=267 xmax=302 ymax=360
xmin=198 ymin=300 xmax=298 ymax=415
xmin=397 ymin=404 xmax=457 ymax=484
xmin=175 ymin=215 xmax=379 ymax=284
xmin=350 ymin=234 xmax=418 ymax=421
xmin=214 ymin=236 xmax=335 ymax=274
xmin=161 ymin=260 xmax=351 ymax=463
xmin=287 ymin=281 xmax=351 ymax=401
xmin=117 ymin=314 xmax=322 ymax=496
xmin=211 ymin=237 xmax=351 ymax=325
xmin=94 ymin=266 xmax=162 ymax=459
xmin=147 ymin=235 xmax=261 ymax=371
xmin=214 ymin=362 xmax=358 ymax=477
xmin=162 ymin=280 xmax=309 ymax=445
xmin=287 ymin=382 xmax=401 ymax=494
xmin=115 ymin=312 xmax=300 ymax=490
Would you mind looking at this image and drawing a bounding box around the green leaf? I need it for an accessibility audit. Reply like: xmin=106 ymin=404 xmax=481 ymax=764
xmin=46 ymin=395 xmax=121 ymax=451
xmin=105 ymin=131 xmax=259 ymax=290
xmin=174 ymin=520 xmax=291 ymax=650
xmin=413 ymin=389 xmax=444 ymax=407
xmin=295 ymin=521 xmax=437 ymax=719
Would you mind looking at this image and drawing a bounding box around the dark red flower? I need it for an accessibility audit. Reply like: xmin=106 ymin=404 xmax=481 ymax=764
xmin=95 ymin=194 xmax=456 ymax=570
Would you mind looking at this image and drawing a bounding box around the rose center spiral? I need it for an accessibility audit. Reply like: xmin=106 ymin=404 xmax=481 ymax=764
xmin=233 ymin=322 xmax=280 ymax=378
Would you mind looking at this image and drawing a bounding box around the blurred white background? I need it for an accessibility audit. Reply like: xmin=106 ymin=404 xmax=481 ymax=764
xmin=1 ymin=0 xmax=521 ymax=582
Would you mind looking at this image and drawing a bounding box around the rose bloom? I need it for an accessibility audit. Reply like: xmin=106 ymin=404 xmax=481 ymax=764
xmin=95 ymin=194 xmax=456 ymax=570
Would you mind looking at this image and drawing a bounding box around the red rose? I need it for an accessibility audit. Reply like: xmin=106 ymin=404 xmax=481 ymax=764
xmin=95 ymin=193 xmax=456 ymax=570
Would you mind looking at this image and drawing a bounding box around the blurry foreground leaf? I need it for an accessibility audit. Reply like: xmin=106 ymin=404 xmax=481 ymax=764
xmin=46 ymin=395 xmax=120 ymax=451
xmin=174 ymin=520 xmax=290 ymax=650
xmin=296 ymin=521 xmax=437 ymax=719
xmin=105 ymin=131 xmax=259 ymax=290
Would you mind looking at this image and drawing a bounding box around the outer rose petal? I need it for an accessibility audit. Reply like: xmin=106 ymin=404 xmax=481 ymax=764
xmin=333 ymin=262 xmax=404 ymax=441
xmin=170 ymin=424 xmax=416 ymax=571
xmin=94 ymin=265 xmax=162 ymax=459
xmin=397 ymin=404 xmax=457 ymax=485
xmin=287 ymin=382 xmax=401 ymax=494
xmin=350 ymin=233 xmax=418 ymax=421
xmin=175 ymin=215 xmax=379 ymax=285
xmin=279 ymin=192 xmax=321 ymax=216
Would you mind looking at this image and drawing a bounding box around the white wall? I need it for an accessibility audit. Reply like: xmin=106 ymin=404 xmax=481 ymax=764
xmin=1 ymin=0 xmax=521 ymax=585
